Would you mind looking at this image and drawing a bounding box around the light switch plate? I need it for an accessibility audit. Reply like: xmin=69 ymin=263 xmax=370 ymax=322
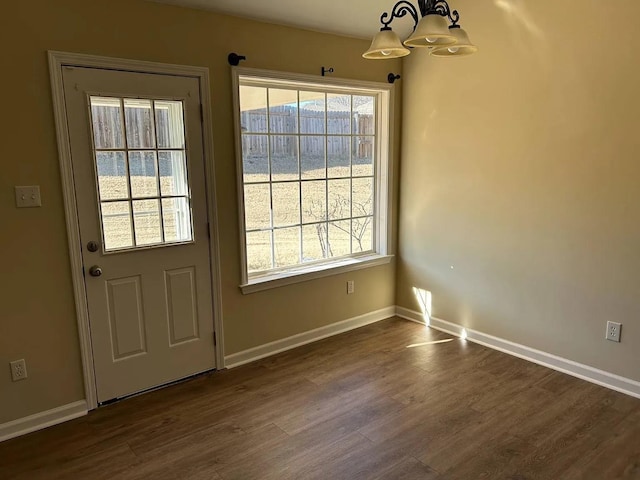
xmin=15 ymin=186 xmax=41 ymax=208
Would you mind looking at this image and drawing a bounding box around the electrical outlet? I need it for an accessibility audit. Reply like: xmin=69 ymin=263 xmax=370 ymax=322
xmin=606 ymin=321 xmax=622 ymax=343
xmin=10 ymin=359 xmax=28 ymax=381
xmin=347 ymin=280 xmax=355 ymax=295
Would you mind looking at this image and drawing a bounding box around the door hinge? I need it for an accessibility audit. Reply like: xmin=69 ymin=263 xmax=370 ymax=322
xmin=199 ymin=104 xmax=204 ymax=122
xmin=213 ymin=331 xmax=217 ymax=346
xmin=207 ymin=222 xmax=211 ymax=239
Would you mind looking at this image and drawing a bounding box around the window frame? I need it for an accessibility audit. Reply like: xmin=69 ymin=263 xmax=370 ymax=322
xmin=232 ymin=67 xmax=394 ymax=294
xmin=87 ymin=95 xmax=195 ymax=253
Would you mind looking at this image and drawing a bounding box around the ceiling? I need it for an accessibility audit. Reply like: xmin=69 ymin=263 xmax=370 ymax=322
xmin=150 ymin=0 xmax=416 ymax=39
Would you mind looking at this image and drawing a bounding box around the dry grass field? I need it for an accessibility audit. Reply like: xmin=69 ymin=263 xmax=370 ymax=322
xmin=96 ymin=170 xmax=373 ymax=273
xmin=98 ymin=176 xmax=189 ymax=250
xmin=243 ymin=162 xmax=374 ymax=273
xmin=90 ymin=92 xmax=376 ymax=270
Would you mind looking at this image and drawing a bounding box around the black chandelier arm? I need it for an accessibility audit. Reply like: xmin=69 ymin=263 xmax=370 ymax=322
xmin=380 ymin=0 xmax=420 ymax=30
xmin=420 ymin=0 xmax=460 ymax=26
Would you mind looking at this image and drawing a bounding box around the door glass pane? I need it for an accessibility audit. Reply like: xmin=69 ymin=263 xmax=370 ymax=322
xmin=96 ymin=151 xmax=128 ymax=200
xmin=269 ymin=89 xmax=298 ymax=134
xmin=300 ymin=91 xmax=325 ymax=135
xmin=274 ymin=227 xmax=300 ymax=267
xmin=327 ymin=94 xmax=351 ymax=134
xmin=132 ymin=199 xmax=162 ymax=245
xmin=101 ymin=201 xmax=133 ymax=250
xmin=246 ymin=231 xmax=272 ymax=272
xmin=90 ymin=97 xmax=124 ymax=149
xmin=129 ymin=151 xmax=158 ymax=198
xmin=239 ymin=86 xmax=267 ymax=134
xmin=124 ymin=99 xmax=156 ymax=149
xmin=90 ymin=95 xmax=194 ymax=252
xmin=302 ymin=180 xmax=326 ymax=224
xmin=162 ymin=198 xmax=192 ymax=243
xmin=159 ymin=151 xmax=188 ymax=196
xmin=328 ymin=220 xmax=351 ymax=257
xmin=154 ymin=100 xmax=185 ymax=149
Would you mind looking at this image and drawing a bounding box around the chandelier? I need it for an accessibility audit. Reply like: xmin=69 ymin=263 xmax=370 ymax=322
xmin=363 ymin=0 xmax=477 ymax=59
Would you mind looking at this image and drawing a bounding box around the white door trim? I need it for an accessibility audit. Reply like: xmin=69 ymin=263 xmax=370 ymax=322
xmin=48 ymin=51 xmax=225 ymax=410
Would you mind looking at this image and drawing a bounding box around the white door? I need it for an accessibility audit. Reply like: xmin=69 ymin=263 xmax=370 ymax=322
xmin=62 ymin=66 xmax=216 ymax=403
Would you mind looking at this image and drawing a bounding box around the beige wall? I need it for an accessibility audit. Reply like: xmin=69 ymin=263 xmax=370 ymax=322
xmin=397 ymin=0 xmax=640 ymax=381
xmin=0 ymin=0 xmax=401 ymax=423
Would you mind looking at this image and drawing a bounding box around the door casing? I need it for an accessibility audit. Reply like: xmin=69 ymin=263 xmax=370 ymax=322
xmin=48 ymin=51 xmax=225 ymax=409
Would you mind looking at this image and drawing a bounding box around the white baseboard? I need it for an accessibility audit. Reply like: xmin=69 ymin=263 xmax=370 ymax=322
xmin=6 ymin=305 xmax=638 ymax=443
xmin=395 ymin=307 xmax=640 ymax=399
xmin=395 ymin=306 xmax=428 ymax=325
xmin=225 ymin=306 xmax=396 ymax=368
xmin=0 ymin=400 xmax=87 ymax=443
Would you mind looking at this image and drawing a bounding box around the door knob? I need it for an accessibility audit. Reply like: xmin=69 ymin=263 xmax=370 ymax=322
xmin=89 ymin=265 xmax=103 ymax=277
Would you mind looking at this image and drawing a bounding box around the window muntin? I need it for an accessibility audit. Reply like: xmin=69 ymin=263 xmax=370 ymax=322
xmin=89 ymin=96 xmax=193 ymax=251
xmin=235 ymin=73 xmax=390 ymax=282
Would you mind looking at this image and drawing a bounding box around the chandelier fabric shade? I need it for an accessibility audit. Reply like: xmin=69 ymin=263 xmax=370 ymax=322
xmin=403 ymin=14 xmax=456 ymax=48
xmin=430 ymin=26 xmax=478 ymax=56
xmin=362 ymin=28 xmax=411 ymax=59
xmin=363 ymin=0 xmax=477 ymax=59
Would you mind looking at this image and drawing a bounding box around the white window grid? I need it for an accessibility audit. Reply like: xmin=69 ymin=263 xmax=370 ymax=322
xmin=89 ymin=96 xmax=194 ymax=252
xmin=238 ymin=82 xmax=381 ymax=276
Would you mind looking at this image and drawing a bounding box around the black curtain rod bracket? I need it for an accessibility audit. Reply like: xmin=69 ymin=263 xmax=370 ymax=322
xmin=388 ymin=73 xmax=401 ymax=84
xmin=228 ymin=53 xmax=247 ymax=66
xmin=321 ymin=67 xmax=334 ymax=77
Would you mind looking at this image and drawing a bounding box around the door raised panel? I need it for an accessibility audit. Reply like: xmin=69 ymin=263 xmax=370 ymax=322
xmin=164 ymin=267 xmax=199 ymax=345
xmin=106 ymin=276 xmax=147 ymax=360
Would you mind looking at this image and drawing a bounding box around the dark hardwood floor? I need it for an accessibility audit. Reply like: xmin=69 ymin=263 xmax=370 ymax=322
xmin=2 ymin=317 xmax=640 ymax=479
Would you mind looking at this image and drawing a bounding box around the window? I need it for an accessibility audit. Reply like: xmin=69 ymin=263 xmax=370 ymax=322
xmin=233 ymin=70 xmax=393 ymax=292
xmin=89 ymin=97 xmax=193 ymax=251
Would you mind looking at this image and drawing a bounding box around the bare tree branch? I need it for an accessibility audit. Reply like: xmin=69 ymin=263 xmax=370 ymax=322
xmin=304 ymin=192 xmax=373 ymax=255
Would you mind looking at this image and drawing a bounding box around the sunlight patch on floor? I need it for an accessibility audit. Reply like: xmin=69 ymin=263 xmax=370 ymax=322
xmin=406 ymin=339 xmax=454 ymax=349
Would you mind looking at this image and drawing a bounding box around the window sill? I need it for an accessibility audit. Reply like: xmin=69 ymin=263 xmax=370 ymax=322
xmin=239 ymin=254 xmax=394 ymax=295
